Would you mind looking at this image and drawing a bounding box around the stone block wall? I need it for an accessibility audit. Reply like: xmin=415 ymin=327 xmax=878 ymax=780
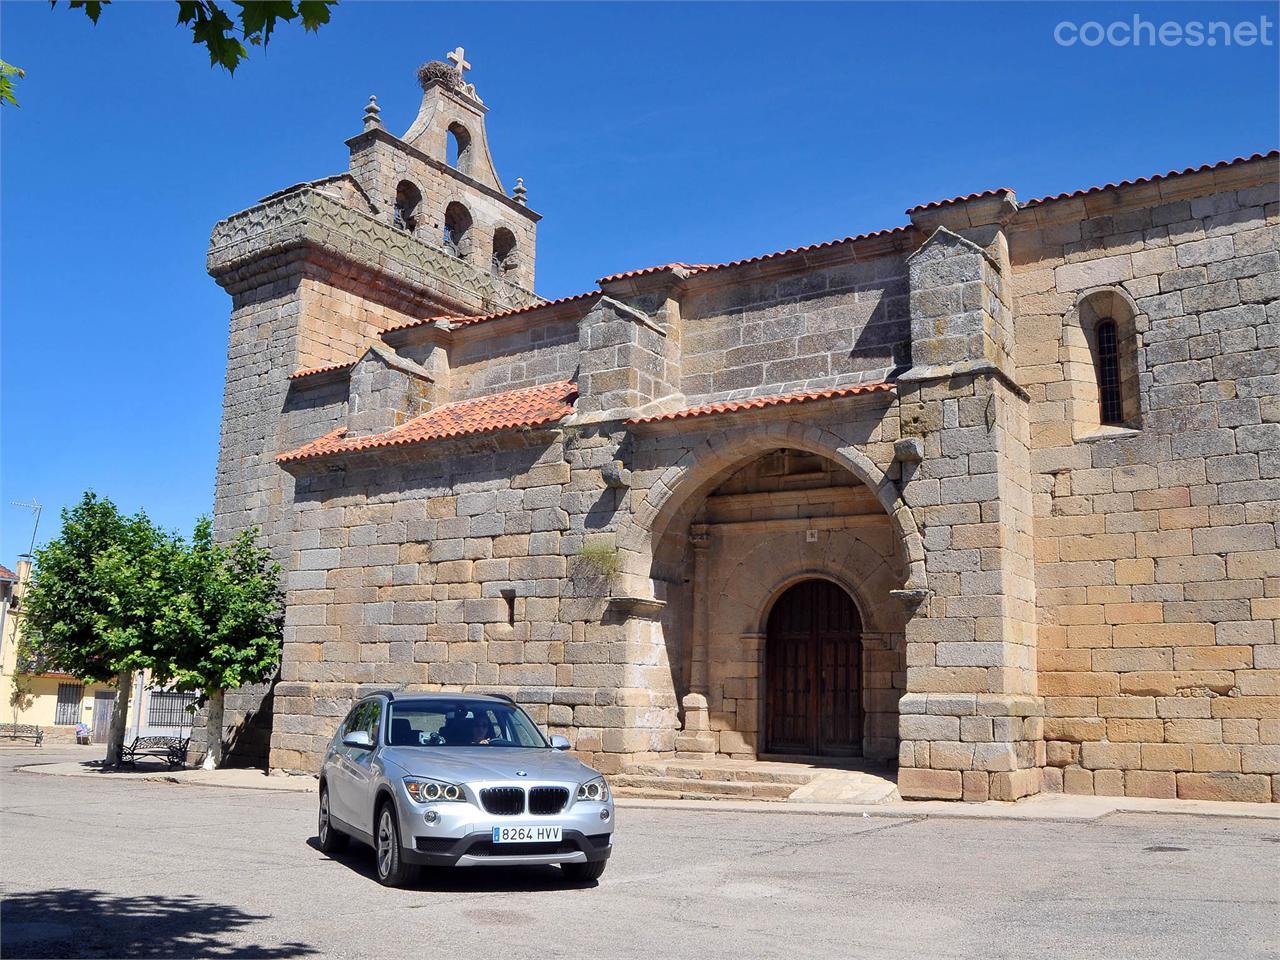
xmin=678 ymin=250 xmax=911 ymax=402
xmin=1011 ymin=160 xmax=1280 ymax=803
xmin=274 ymin=425 xmax=672 ymax=774
xmin=448 ymin=315 xmax=580 ymax=397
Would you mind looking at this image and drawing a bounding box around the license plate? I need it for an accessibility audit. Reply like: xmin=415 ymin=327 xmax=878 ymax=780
xmin=492 ymin=825 xmax=562 ymax=844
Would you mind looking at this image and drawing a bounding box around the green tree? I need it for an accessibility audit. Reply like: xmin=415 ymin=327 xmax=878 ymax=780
xmin=20 ymin=492 xmax=175 ymax=766
xmin=23 ymin=495 xmax=285 ymax=770
xmin=159 ymin=518 xmax=283 ymax=769
xmin=3 ymin=0 xmax=336 ymax=106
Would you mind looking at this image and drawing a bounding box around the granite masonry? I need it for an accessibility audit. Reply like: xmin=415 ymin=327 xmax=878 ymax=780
xmin=205 ymin=54 xmax=1280 ymax=802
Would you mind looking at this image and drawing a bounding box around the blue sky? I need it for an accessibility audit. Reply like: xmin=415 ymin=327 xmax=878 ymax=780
xmin=1 ymin=1 xmax=1276 ymax=561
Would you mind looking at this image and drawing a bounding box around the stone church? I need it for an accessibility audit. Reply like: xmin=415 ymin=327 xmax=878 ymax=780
xmin=207 ymin=52 xmax=1279 ymax=803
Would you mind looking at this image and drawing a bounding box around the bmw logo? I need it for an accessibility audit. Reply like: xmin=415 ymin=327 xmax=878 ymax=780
xmin=516 ymin=770 xmax=528 ymax=777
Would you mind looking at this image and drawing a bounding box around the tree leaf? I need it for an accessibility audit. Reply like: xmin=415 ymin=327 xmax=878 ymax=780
xmin=297 ymin=0 xmax=333 ymax=32
xmin=0 ymin=60 xmax=25 ymax=108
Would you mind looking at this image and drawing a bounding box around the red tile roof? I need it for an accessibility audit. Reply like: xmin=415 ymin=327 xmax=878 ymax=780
xmin=907 ymin=188 xmax=1015 ymax=215
xmin=382 ymin=292 xmax=600 ymax=336
xmin=626 ymin=382 xmax=895 ymax=425
xmin=599 ymin=228 xmax=914 ymax=289
xmin=683 ymin=227 xmax=913 ymax=278
xmin=289 ymin=361 xmax=356 ymax=380
xmin=906 ymin=151 xmax=1277 ymax=216
xmin=1020 ymin=150 xmax=1279 ymax=207
xmin=597 ymin=263 xmax=713 ymax=284
xmin=278 ymin=380 xmax=578 ymax=462
xmin=0 ymin=564 xmax=17 ymax=582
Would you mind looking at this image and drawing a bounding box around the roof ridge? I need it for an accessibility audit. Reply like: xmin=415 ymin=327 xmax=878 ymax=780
xmin=908 ymin=149 xmax=1277 ymax=214
xmin=627 ymin=381 xmax=896 ymax=425
xmin=382 ymin=292 xmax=601 ymax=336
xmin=1020 ymin=149 xmax=1278 ymax=208
xmin=278 ymin=379 xmax=579 ymax=463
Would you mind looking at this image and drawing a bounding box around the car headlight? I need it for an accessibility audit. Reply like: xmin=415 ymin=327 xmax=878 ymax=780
xmin=577 ymin=776 xmax=609 ymax=802
xmin=403 ymin=777 xmax=465 ymax=803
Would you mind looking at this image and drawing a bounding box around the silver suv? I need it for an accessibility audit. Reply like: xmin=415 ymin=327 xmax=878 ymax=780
xmin=317 ymin=691 xmax=614 ymax=886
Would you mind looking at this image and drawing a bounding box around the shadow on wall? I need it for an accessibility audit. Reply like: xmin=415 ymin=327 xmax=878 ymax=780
xmin=0 ymin=887 xmax=318 ymax=959
xmin=191 ymin=681 xmax=278 ymax=771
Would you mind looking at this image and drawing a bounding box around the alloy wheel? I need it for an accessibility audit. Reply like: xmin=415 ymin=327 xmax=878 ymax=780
xmin=377 ymin=808 xmax=394 ymax=878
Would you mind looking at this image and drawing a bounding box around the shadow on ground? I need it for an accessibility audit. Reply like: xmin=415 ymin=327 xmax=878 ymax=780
xmin=305 ymin=837 xmax=600 ymax=892
xmin=0 ymin=888 xmax=318 ymax=959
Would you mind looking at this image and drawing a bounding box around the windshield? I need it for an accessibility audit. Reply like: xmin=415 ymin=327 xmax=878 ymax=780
xmin=386 ymin=699 xmax=548 ymax=748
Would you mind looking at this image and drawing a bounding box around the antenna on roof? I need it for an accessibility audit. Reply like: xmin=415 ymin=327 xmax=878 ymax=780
xmin=10 ymin=499 xmax=42 ymax=557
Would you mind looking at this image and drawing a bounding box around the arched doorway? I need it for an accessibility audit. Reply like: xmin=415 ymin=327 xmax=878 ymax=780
xmin=765 ymin=579 xmax=863 ymax=757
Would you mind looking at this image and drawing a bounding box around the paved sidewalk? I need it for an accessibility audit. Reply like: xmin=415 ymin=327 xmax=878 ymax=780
xmin=20 ymin=759 xmax=317 ymax=792
xmin=18 ymin=755 xmax=1279 ymax=820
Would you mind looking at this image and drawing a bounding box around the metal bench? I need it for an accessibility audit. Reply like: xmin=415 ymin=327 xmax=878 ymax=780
xmin=121 ymin=735 xmax=190 ymax=768
xmin=0 ymin=724 xmax=43 ymax=746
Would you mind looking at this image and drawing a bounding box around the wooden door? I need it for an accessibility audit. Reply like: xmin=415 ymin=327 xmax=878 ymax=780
xmin=91 ymin=692 xmax=115 ymax=744
xmin=765 ymin=580 xmax=863 ymax=757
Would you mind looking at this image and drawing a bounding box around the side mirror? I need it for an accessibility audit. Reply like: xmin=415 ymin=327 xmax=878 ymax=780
xmin=549 ymin=734 xmax=572 ymax=751
xmin=342 ymin=730 xmax=374 ymax=750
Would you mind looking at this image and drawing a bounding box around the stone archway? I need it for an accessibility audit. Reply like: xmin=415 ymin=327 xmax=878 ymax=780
xmin=615 ymin=419 xmax=928 ymax=600
xmin=633 ymin=444 xmax=909 ymax=763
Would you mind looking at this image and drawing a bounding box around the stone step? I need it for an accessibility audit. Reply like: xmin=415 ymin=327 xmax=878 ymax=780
xmin=625 ymin=761 xmax=819 ymax=786
xmin=611 ymin=774 xmax=796 ymax=801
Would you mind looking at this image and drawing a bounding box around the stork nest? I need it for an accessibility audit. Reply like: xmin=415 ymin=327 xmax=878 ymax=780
xmin=417 ymin=60 xmax=461 ymax=91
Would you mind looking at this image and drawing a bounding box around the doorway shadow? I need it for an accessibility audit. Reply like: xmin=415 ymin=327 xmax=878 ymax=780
xmin=0 ymin=888 xmax=318 ymax=959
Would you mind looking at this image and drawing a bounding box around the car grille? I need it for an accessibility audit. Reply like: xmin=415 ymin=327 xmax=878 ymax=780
xmin=480 ymin=786 xmax=525 ymax=816
xmin=528 ymin=786 xmax=570 ymax=815
xmin=415 ymin=837 xmax=456 ymax=853
xmin=464 ymin=839 xmax=578 ymax=857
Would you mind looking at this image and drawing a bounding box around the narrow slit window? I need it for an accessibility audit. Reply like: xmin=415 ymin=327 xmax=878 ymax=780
xmin=1096 ymin=319 xmax=1123 ymax=426
xmin=502 ymin=590 xmax=516 ymax=626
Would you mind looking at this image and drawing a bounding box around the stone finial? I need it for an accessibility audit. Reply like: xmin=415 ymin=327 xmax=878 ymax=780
xmin=362 ymin=95 xmax=383 ymax=131
xmin=513 ymin=177 xmax=527 ymax=205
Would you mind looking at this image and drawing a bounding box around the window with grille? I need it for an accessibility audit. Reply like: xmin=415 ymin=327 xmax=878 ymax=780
xmin=148 ymin=690 xmax=198 ymax=727
xmin=1096 ymin=319 xmax=1123 ymax=426
xmin=54 ymin=683 xmax=83 ymax=725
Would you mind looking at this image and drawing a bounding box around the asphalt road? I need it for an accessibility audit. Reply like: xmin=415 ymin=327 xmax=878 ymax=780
xmin=1 ymin=748 xmax=1277 ymax=960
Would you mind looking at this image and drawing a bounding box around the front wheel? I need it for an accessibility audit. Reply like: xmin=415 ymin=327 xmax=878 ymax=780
xmin=317 ymin=786 xmax=348 ymax=854
xmin=561 ymin=860 xmax=607 ymax=882
xmin=374 ymin=802 xmax=416 ymax=887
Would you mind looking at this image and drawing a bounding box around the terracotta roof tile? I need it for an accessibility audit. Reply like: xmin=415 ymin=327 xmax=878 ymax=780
xmin=382 ymin=292 xmax=600 ymax=336
xmin=289 ymin=361 xmax=356 ymax=380
xmin=1020 ymin=150 xmax=1279 ymax=207
xmin=599 ymin=227 xmax=915 ymax=288
xmin=905 ymin=151 xmax=1277 ymax=216
xmin=278 ymin=380 xmax=578 ymax=463
xmin=596 ymin=263 xmax=713 ymax=284
xmin=684 ymin=227 xmax=913 ymax=277
xmin=626 ymin=382 xmax=895 ymax=425
xmin=0 ymin=564 xmax=17 ymax=582
xmin=907 ymin=188 xmax=1015 ymax=214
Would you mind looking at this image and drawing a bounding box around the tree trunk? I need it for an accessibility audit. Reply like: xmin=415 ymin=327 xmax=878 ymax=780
xmin=103 ymin=669 xmax=133 ymax=768
xmin=202 ymin=688 xmax=225 ymax=770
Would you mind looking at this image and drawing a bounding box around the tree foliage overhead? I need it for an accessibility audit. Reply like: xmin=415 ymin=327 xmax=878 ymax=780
xmin=2 ymin=1 xmax=337 ymax=105
xmin=62 ymin=0 xmax=336 ymax=72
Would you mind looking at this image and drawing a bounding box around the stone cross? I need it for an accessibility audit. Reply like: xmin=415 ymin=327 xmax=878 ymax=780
xmin=447 ymin=46 xmax=471 ymax=77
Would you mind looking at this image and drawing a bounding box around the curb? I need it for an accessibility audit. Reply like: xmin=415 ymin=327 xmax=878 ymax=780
xmin=614 ymin=794 xmax=1280 ymax=822
xmin=17 ymin=761 xmax=317 ymax=793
